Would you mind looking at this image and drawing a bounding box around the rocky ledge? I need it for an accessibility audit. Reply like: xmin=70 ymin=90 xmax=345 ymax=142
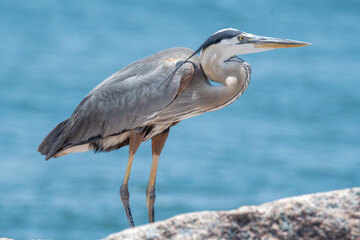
xmin=104 ymin=188 xmax=360 ymax=240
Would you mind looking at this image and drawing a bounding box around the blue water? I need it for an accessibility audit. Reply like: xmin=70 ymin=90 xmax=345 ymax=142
xmin=1 ymin=0 xmax=359 ymax=239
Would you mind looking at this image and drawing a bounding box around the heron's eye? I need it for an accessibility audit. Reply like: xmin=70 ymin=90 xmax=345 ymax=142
xmin=238 ymin=36 xmax=244 ymax=41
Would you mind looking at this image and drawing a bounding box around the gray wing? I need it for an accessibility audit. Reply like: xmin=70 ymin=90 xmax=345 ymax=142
xmin=39 ymin=47 xmax=196 ymax=159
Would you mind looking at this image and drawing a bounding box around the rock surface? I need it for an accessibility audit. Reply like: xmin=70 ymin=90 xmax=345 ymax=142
xmin=104 ymin=188 xmax=360 ymax=240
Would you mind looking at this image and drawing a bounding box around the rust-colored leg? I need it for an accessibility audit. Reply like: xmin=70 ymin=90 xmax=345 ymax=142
xmin=146 ymin=129 xmax=170 ymax=223
xmin=119 ymin=131 xmax=144 ymax=227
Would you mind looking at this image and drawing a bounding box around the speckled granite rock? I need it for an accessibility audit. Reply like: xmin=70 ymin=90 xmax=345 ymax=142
xmin=104 ymin=188 xmax=360 ymax=240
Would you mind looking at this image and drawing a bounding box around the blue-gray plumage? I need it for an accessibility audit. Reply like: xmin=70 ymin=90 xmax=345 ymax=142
xmin=40 ymin=48 xmax=198 ymax=158
xmin=38 ymin=28 xmax=310 ymax=227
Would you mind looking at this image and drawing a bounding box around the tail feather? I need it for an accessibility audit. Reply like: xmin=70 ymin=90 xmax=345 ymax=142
xmin=38 ymin=119 xmax=70 ymax=160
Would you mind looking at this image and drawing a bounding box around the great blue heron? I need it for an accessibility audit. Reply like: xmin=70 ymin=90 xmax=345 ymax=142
xmin=38 ymin=28 xmax=309 ymax=227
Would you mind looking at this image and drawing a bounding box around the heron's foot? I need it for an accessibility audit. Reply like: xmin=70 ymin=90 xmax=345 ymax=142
xmin=146 ymin=186 xmax=156 ymax=223
xmin=120 ymin=184 xmax=135 ymax=227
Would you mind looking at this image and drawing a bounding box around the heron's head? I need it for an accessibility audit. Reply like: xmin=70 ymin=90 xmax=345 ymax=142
xmin=196 ymin=28 xmax=310 ymax=63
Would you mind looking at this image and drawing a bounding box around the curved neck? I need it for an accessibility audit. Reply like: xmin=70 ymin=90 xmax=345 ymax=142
xmin=199 ymin=45 xmax=251 ymax=110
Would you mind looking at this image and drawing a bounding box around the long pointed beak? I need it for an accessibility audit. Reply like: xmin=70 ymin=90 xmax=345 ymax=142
xmin=250 ymin=35 xmax=311 ymax=49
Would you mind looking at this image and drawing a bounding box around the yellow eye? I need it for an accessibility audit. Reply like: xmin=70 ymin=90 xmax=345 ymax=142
xmin=238 ymin=36 xmax=244 ymax=41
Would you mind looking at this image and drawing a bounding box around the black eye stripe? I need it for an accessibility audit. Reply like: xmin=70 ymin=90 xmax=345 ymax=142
xmin=194 ymin=29 xmax=243 ymax=54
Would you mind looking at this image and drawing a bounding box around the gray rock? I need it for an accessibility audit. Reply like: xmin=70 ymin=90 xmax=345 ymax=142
xmin=104 ymin=188 xmax=360 ymax=240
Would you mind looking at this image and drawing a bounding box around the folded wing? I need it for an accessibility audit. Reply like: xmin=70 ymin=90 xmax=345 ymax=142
xmin=38 ymin=47 xmax=196 ymax=160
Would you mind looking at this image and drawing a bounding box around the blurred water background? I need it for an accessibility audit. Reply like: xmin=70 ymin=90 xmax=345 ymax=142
xmin=0 ymin=0 xmax=359 ymax=239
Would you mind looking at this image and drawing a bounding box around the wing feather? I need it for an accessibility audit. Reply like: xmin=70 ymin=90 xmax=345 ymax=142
xmin=39 ymin=47 xmax=196 ymax=159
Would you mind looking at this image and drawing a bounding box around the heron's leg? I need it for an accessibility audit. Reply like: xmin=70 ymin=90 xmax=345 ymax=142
xmin=120 ymin=131 xmax=144 ymax=227
xmin=146 ymin=129 xmax=170 ymax=223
